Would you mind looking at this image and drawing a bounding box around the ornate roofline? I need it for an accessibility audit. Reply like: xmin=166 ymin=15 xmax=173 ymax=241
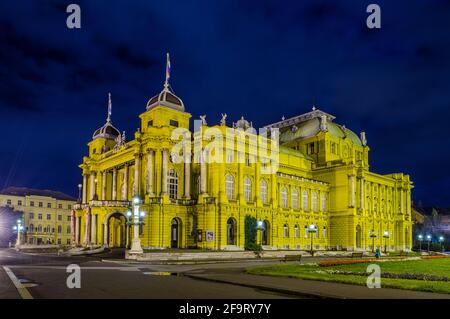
xmin=264 ymin=108 xmax=336 ymax=130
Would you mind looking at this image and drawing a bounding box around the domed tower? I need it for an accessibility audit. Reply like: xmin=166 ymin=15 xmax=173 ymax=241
xmin=88 ymin=93 xmax=121 ymax=157
xmin=140 ymin=53 xmax=191 ymax=133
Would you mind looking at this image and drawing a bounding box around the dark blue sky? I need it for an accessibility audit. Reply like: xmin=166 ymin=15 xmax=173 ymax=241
xmin=0 ymin=0 xmax=449 ymax=206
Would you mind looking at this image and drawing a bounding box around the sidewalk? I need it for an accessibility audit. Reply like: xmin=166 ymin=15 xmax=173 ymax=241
xmin=185 ymin=272 xmax=450 ymax=299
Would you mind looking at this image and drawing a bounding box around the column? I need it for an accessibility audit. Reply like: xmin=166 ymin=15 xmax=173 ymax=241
xmin=91 ymin=214 xmax=97 ymax=245
xmin=74 ymin=212 xmax=79 ymax=245
xmin=84 ymin=206 xmax=91 ymax=246
xmin=112 ymin=168 xmax=117 ymax=200
xmin=71 ymin=210 xmax=76 ymax=245
xmin=103 ymin=223 xmax=108 ymax=247
xmin=360 ymin=177 xmax=365 ymax=211
xmin=161 ymin=149 xmax=168 ymax=195
xmin=184 ymin=150 xmax=191 ymax=198
xmin=348 ymin=174 xmax=355 ymax=208
xmin=147 ymin=149 xmax=154 ymax=196
xmin=82 ymin=174 xmax=88 ymax=204
xmin=400 ymin=188 xmax=404 ymax=214
xmin=134 ymin=154 xmax=140 ymax=196
xmin=122 ymin=164 xmax=129 ymax=200
xmin=101 ymin=171 xmax=107 ymax=201
xmin=200 ymin=149 xmax=208 ymax=195
xmin=89 ymin=173 xmax=96 ymax=201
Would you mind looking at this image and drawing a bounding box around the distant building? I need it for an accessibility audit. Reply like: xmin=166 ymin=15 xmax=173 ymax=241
xmin=0 ymin=187 xmax=76 ymax=246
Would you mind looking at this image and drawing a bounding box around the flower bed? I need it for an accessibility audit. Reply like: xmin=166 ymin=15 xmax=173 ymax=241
xmin=319 ymin=269 xmax=450 ymax=282
xmin=319 ymin=259 xmax=376 ymax=267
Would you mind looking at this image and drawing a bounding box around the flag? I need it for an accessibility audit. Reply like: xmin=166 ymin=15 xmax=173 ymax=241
xmin=166 ymin=53 xmax=171 ymax=83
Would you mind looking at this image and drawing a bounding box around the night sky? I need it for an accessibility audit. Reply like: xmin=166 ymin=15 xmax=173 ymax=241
xmin=0 ymin=1 xmax=449 ymax=206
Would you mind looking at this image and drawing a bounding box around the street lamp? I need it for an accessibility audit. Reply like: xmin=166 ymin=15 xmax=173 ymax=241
xmin=426 ymin=234 xmax=432 ymax=253
xmin=439 ymin=236 xmax=445 ymax=252
xmin=129 ymin=196 xmax=143 ymax=255
xmin=77 ymin=184 xmax=82 ymax=203
xmin=418 ymin=234 xmax=423 ymax=252
xmin=383 ymin=230 xmax=389 ymax=254
xmin=308 ymin=224 xmax=317 ymax=256
xmin=13 ymin=219 xmax=24 ymax=248
xmin=370 ymin=229 xmax=377 ymax=253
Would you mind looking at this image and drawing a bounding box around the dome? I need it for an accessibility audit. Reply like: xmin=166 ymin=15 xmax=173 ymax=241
xmin=92 ymin=93 xmax=121 ymax=141
xmin=146 ymin=86 xmax=184 ymax=112
xmin=92 ymin=121 xmax=120 ymax=140
xmin=276 ymin=108 xmax=362 ymax=146
xmin=146 ymin=53 xmax=185 ymax=112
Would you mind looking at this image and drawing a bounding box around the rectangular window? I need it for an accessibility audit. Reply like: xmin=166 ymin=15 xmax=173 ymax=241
xmin=18 ymin=200 xmax=22 ymax=206
xmin=38 ymin=213 xmax=42 ymax=220
xmin=147 ymin=120 xmax=153 ymax=127
xmin=47 ymin=214 xmax=51 ymax=220
xmin=67 ymin=216 xmax=71 ymax=222
xmin=169 ymin=120 xmax=179 ymax=127
xmin=39 ymin=202 xmax=43 ymax=208
xmin=47 ymin=203 xmax=51 ymax=208
xmin=6 ymin=199 xmax=11 ymax=205
xmin=307 ymin=143 xmax=315 ymax=155
xmin=29 ymin=212 xmax=34 ymax=219
xmin=58 ymin=239 xmax=62 ymax=245
xmin=30 ymin=201 xmax=35 ymax=207
xmin=68 ymin=204 xmax=72 ymax=209
xmin=58 ymin=215 xmax=62 ymax=221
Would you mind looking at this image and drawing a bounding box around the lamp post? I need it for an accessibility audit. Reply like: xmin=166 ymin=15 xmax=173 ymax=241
xmin=439 ymin=236 xmax=445 ymax=252
xmin=426 ymin=234 xmax=432 ymax=253
xmin=308 ymin=224 xmax=317 ymax=256
xmin=370 ymin=229 xmax=377 ymax=253
xmin=13 ymin=219 xmax=24 ymax=248
xmin=129 ymin=196 xmax=144 ymax=255
xmin=125 ymin=210 xmax=132 ymax=249
xmin=77 ymin=184 xmax=82 ymax=203
xmin=383 ymin=230 xmax=389 ymax=254
xmin=418 ymin=234 xmax=423 ymax=252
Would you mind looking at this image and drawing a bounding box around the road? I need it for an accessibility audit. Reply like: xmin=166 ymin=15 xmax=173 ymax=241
xmin=0 ymin=248 xmax=301 ymax=299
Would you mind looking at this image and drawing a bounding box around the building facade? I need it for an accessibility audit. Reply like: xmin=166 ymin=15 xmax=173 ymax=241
xmin=73 ymin=56 xmax=413 ymax=252
xmin=0 ymin=187 xmax=76 ymax=246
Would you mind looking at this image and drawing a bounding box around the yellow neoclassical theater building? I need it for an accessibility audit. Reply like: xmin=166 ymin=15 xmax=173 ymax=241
xmin=72 ymin=56 xmax=413 ymax=253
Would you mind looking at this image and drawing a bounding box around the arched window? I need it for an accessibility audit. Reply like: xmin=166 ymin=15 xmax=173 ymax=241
xmin=312 ymin=192 xmax=318 ymax=212
xmin=37 ymin=225 xmax=42 ymax=233
xmin=281 ymin=187 xmax=288 ymax=208
xmin=321 ymin=193 xmax=327 ymax=211
xmin=294 ymin=224 xmax=299 ymax=238
xmin=302 ymin=190 xmax=309 ymax=211
xmin=304 ymin=225 xmax=308 ymax=238
xmin=244 ymin=177 xmax=252 ymax=202
xmin=225 ymin=174 xmax=235 ymax=200
xmin=46 ymin=225 xmax=51 ymax=233
xmin=57 ymin=225 xmax=62 ymax=234
xmin=292 ymin=188 xmax=299 ymax=209
xmin=168 ymin=169 xmax=178 ymax=199
xmin=283 ymin=224 xmax=289 ymax=238
xmin=29 ymin=224 xmax=34 ymax=232
xmin=260 ymin=180 xmax=268 ymax=204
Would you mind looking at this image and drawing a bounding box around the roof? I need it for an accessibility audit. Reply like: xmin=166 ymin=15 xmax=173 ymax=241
xmin=0 ymin=187 xmax=77 ymax=201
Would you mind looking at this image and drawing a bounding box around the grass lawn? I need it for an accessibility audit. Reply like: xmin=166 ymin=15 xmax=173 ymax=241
xmin=246 ymin=258 xmax=450 ymax=294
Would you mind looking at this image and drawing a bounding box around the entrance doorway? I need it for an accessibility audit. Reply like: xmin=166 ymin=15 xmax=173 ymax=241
xmin=108 ymin=213 xmax=126 ymax=248
xmin=227 ymin=218 xmax=237 ymax=245
xmin=171 ymin=218 xmax=181 ymax=248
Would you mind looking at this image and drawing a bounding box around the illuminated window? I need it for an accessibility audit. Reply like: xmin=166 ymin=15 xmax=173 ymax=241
xmin=260 ymin=180 xmax=268 ymax=204
xmin=225 ymin=174 xmax=235 ymax=200
xmin=244 ymin=177 xmax=252 ymax=202
xmin=321 ymin=193 xmax=327 ymax=211
xmin=312 ymin=192 xmax=318 ymax=212
xmin=292 ymin=188 xmax=299 ymax=209
xmin=302 ymin=191 xmax=309 ymax=210
xmin=283 ymin=224 xmax=289 ymax=238
xmin=294 ymin=225 xmax=299 ymax=238
xmin=167 ymin=169 xmax=178 ymax=200
xmin=281 ymin=187 xmax=288 ymax=208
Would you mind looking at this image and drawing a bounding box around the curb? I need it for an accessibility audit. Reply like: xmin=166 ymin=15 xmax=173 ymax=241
xmin=183 ymin=273 xmax=343 ymax=299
